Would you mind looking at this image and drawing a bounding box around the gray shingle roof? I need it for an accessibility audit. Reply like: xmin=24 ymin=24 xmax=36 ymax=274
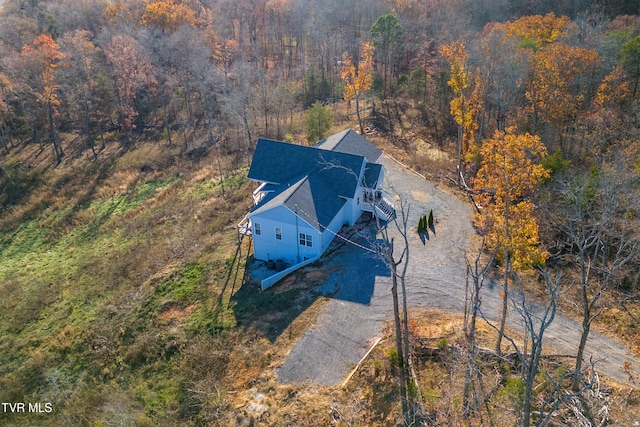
xmin=250 ymin=173 xmax=348 ymax=231
xmin=363 ymin=163 xmax=383 ymax=188
xmin=314 ymin=129 xmax=382 ymax=163
xmin=248 ymin=139 xmax=319 ymax=185
xmin=248 ymin=138 xmax=364 ymax=197
xmin=247 ymin=130 xmax=383 ymax=231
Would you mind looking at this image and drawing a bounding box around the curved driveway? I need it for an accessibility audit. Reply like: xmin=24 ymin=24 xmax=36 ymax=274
xmin=277 ymin=156 xmax=639 ymax=387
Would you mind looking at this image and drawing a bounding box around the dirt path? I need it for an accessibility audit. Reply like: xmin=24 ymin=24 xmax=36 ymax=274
xmin=277 ymin=156 xmax=639 ymax=387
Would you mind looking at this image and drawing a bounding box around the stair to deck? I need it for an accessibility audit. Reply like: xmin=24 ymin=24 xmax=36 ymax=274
xmin=374 ymin=196 xmax=396 ymax=222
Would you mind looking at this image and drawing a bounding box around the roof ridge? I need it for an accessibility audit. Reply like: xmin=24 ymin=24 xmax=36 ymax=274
xmin=257 ymin=137 xmax=367 ymax=161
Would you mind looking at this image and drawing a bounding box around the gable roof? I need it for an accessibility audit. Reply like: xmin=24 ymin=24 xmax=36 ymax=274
xmin=248 ymin=139 xmax=318 ymax=185
xmin=249 ymin=172 xmax=348 ymax=231
xmin=247 ymin=130 xmax=383 ymax=231
xmin=248 ymin=138 xmax=364 ymax=197
xmin=314 ymin=129 xmax=382 ymax=163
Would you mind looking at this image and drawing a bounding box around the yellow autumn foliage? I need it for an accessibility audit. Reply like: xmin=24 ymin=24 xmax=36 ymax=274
xmin=441 ymin=41 xmax=482 ymax=157
xmin=594 ymin=65 xmax=632 ymax=108
xmin=481 ymin=199 xmax=548 ymax=270
xmin=341 ymin=42 xmax=374 ymax=103
xmin=526 ymin=43 xmax=600 ymax=125
xmin=499 ymin=12 xmax=576 ymax=50
xmin=474 ymin=127 xmax=550 ymax=270
xmin=141 ymin=0 xmax=197 ymax=32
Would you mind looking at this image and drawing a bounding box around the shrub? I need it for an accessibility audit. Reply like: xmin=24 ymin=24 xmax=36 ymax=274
xmin=388 ymin=347 xmax=399 ymax=367
xmin=418 ymin=214 xmax=430 ymax=233
xmin=0 ymin=164 xmax=42 ymax=208
xmin=373 ymin=358 xmax=383 ymax=377
xmin=541 ymin=149 xmax=570 ymax=176
xmin=408 ymin=379 xmax=420 ymax=400
xmin=436 ymin=337 xmax=448 ymax=350
xmin=500 ymin=376 xmax=525 ymax=410
xmin=125 ymin=333 xmax=162 ymax=368
xmin=305 ymin=101 xmax=332 ymax=143
xmin=422 ymin=388 xmax=440 ymax=406
xmin=428 ymin=210 xmax=434 ymax=228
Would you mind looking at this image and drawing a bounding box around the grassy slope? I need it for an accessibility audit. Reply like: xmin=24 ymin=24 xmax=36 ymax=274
xmin=0 ymin=135 xmax=377 ymax=426
xmin=1 ymin=115 xmax=638 ymax=426
xmin=0 ymin=142 xmax=261 ymax=425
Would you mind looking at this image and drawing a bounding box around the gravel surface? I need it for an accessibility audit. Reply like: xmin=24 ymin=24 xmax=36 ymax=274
xmin=277 ymin=155 xmax=639 ymax=386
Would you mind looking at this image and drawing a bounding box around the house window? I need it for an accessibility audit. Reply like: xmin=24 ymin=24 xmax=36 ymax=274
xmin=299 ymin=233 xmax=312 ymax=247
xmin=254 ymin=222 xmax=261 ymax=235
xmin=275 ymin=227 xmax=282 ymax=240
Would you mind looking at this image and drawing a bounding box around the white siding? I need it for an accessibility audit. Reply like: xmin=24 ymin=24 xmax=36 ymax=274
xmin=344 ymin=160 xmax=367 ymax=226
xmin=297 ymin=223 xmax=321 ymax=261
xmin=321 ymin=203 xmax=349 ymax=251
xmin=249 ymin=205 xmax=321 ymax=264
xmin=377 ymin=167 xmax=386 ymax=189
xmin=347 ymin=193 xmax=364 ymax=225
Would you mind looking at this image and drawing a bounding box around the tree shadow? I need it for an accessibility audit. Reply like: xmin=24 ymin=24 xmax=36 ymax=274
xmin=208 ymin=235 xmax=248 ymax=329
xmin=325 ymin=238 xmax=390 ymax=305
xmin=419 ymin=231 xmax=429 ymax=245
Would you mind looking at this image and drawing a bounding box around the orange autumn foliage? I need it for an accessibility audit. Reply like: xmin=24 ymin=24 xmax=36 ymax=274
xmin=473 ymin=128 xmax=550 ymax=269
xmin=21 ymin=34 xmax=66 ymax=114
xmin=526 ymin=43 xmax=600 ymax=126
xmin=341 ymin=42 xmax=374 ymax=104
xmin=341 ymin=42 xmax=374 ymax=133
xmin=141 ymin=0 xmax=197 ymax=32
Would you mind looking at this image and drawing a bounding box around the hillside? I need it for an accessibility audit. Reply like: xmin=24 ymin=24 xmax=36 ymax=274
xmin=1 ymin=0 xmax=640 ymax=425
xmin=1 ymin=131 xmax=638 ymax=426
xmin=0 ymin=137 xmax=252 ymax=423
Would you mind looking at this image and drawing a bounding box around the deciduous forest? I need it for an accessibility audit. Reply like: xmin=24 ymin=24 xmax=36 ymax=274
xmin=0 ymin=0 xmax=639 ymax=425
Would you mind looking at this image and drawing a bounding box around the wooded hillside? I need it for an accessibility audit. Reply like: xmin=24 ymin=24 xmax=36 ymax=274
xmin=0 ymin=0 xmax=637 ymax=171
xmin=1 ymin=0 xmax=640 ymax=425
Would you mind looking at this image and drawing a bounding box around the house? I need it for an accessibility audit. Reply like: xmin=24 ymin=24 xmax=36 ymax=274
xmin=238 ymin=129 xmax=394 ymax=278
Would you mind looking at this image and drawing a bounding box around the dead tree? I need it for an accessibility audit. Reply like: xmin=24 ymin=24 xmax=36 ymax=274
xmin=463 ymin=227 xmax=496 ymax=419
xmin=549 ymin=170 xmax=639 ymax=391
xmin=479 ymin=269 xmax=579 ymax=427
xmin=375 ymin=198 xmax=413 ymax=422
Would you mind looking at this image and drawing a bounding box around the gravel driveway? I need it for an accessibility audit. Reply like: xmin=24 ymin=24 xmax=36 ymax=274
xmin=277 ymin=156 xmax=639 ymax=387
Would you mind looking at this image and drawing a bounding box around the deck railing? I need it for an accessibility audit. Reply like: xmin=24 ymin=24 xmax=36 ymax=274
xmin=362 ymin=189 xmax=395 ymax=221
xmin=237 ymin=217 xmax=252 ymax=236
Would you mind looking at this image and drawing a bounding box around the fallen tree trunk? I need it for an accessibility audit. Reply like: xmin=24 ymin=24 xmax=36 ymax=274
xmin=412 ymin=337 xmax=576 ymax=368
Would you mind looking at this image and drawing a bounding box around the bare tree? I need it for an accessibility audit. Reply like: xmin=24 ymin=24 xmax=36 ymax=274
xmin=375 ymin=198 xmax=414 ymax=422
xmin=59 ymin=30 xmax=104 ymax=159
xmin=480 ymin=270 xmax=563 ymax=426
xmin=548 ymin=168 xmax=639 ymax=391
xmin=222 ymin=59 xmax=256 ymax=164
xmin=463 ymin=227 xmax=496 ymax=418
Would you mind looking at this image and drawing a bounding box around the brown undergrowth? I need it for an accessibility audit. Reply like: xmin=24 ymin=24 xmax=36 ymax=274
xmin=2 ymin=114 xmax=639 ymax=426
xmin=337 ymin=309 xmax=640 ymax=426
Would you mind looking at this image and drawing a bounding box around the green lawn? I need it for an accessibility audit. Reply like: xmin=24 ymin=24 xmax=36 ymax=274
xmin=0 ymin=146 xmax=253 ymax=425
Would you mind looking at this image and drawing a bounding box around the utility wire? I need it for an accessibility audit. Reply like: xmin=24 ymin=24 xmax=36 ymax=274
xmin=294 ymin=204 xmax=380 ymax=254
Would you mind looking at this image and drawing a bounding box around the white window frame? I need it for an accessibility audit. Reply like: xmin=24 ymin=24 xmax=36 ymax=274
xmin=299 ymin=233 xmax=312 ymax=247
xmin=254 ymin=222 xmax=261 ymax=235
xmin=275 ymin=227 xmax=282 ymax=240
